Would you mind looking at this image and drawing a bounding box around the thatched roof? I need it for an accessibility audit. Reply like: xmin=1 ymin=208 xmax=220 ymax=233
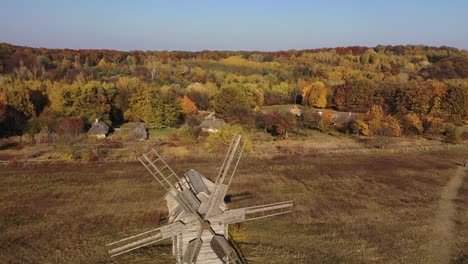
xmin=200 ymin=113 xmax=226 ymax=131
xmin=131 ymin=123 xmax=147 ymax=140
xmin=333 ymin=112 xmax=358 ymax=126
xmin=38 ymin=126 xmax=56 ymax=136
xmin=88 ymin=119 xmax=110 ymax=135
xmin=289 ymin=105 xmax=302 ymax=116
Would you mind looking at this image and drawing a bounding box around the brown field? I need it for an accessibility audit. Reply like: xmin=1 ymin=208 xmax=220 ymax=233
xmin=1 ymin=146 xmax=468 ymax=263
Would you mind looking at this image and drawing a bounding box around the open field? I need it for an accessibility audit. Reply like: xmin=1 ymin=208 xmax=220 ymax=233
xmin=1 ymin=145 xmax=467 ymax=263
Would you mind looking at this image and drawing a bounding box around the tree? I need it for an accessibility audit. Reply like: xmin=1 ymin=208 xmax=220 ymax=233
xmin=260 ymin=111 xmax=294 ymax=138
xmin=58 ymin=117 xmax=84 ymax=144
xmin=343 ymin=79 xmax=377 ymax=112
xmin=0 ymin=92 xmax=6 ymax=122
xmin=178 ymin=96 xmax=198 ymax=116
xmin=213 ymin=87 xmax=254 ymax=125
xmin=367 ymin=105 xmax=385 ymax=135
xmin=302 ymin=81 xmax=328 ymax=108
xmin=442 ymin=81 xmax=468 ymax=124
xmin=423 ymin=115 xmax=445 ymax=135
xmin=400 ymin=113 xmax=423 ymax=135
xmin=350 ymin=118 xmax=369 ymax=136
xmin=380 ymin=116 xmax=403 ymax=137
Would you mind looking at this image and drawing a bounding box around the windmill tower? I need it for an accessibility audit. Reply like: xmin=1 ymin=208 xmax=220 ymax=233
xmin=107 ymin=135 xmax=293 ymax=263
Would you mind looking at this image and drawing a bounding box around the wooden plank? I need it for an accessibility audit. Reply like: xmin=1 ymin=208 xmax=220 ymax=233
xmin=160 ymin=221 xmax=186 ymax=238
xmin=208 ymin=209 xmax=246 ymax=225
xmin=186 ymin=169 xmax=210 ymax=195
xmin=205 ymin=184 xmax=229 ymax=218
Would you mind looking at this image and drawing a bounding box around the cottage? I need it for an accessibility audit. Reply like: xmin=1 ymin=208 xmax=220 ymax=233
xmin=200 ymin=112 xmax=226 ymax=133
xmin=289 ymin=105 xmax=302 ymax=116
xmin=88 ymin=119 xmax=110 ymax=138
xmin=333 ymin=112 xmax=357 ymax=126
xmin=37 ymin=126 xmax=57 ymax=143
xmin=131 ymin=123 xmax=148 ymax=141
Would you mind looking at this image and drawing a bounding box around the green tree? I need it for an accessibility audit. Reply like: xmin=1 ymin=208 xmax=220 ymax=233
xmin=213 ymin=87 xmax=254 ymax=125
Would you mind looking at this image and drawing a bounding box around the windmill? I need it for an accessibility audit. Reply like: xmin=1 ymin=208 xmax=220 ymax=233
xmin=107 ymin=135 xmax=293 ymax=263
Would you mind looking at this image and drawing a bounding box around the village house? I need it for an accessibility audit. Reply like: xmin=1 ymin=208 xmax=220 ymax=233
xmin=200 ymin=112 xmax=226 ymax=133
xmin=87 ymin=119 xmax=110 ymax=139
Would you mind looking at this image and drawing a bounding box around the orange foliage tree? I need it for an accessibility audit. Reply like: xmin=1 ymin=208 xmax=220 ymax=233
xmin=178 ymin=96 xmax=198 ymax=116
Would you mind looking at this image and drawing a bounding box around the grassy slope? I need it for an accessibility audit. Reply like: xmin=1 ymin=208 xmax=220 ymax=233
xmin=1 ymin=148 xmax=467 ymax=263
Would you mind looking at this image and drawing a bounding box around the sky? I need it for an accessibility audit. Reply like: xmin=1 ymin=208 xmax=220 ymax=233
xmin=1 ymin=0 xmax=467 ymax=51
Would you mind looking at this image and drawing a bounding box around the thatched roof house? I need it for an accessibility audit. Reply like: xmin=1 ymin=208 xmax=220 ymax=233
xmin=37 ymin=126 xmax=57 ymax=143
xmin=289 ymin=105 xmax=302 ymax=116
xmin=333 ymin=112 xmax=358 ymax=126
xmin=88 ymin=119 xmax=110 ymax=138
xmin=200 ymin=112 xmax=226 ymax=133
xmin=130 ymin=123 xmax=148 ymax=141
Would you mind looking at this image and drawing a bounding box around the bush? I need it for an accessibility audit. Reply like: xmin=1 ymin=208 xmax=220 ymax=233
xmin=178 ymin=124 xmax=200 ymax=144
xmin=444 ymin=124 xmax=460 ymax=144
xmin=205 ymin=125 xmax=250 ymax=152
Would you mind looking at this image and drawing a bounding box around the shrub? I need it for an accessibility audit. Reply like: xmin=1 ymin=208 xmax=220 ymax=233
xmin=205 ymin=125 xmax=250 ymax=152
xmin=350 ymin=118 xmax=369 ymax=136
xmin=177 ymin=124 xmax=200 ymax=144
xmin=444 ymin=124 xmax=460 ymax=144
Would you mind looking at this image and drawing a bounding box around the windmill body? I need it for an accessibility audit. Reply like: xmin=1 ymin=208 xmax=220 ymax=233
xmin=168 ymin=170 xmax=227 ymax=264
xmin=107 ymin=135 xmax=293 ymax=264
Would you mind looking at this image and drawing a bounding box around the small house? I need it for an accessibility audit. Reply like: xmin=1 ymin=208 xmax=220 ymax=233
xmin=333 ymin=112 xmax=358 ymax=127
xmin=37 ymin=126 xmax=57 ymax=143
xmin=88 ymin=119 xmax=110 ymax=139
xmin=289 ymin=105 xmax=302 ymax=116
xmin=200 ymin=112 xmax=226 ymax=133
xmin=131 ymin=123 xmax=148 ymax=141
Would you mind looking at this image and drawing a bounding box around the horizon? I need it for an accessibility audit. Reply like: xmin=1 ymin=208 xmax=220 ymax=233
xmin=1 ymin=41 xmax=466 ymax=53
xmin=2 ymin=0 xmax=468 ymax=51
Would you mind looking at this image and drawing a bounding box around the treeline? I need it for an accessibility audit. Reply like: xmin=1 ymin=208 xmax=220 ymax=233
xmin=0 ymin=43 xmax=466 ymax=138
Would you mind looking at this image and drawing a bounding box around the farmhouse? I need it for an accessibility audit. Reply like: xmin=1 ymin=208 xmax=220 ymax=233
xmin=200 ymin=112 xmax=226 ymax=133
xmin=87 ymin=119 xmax=110 ymax=138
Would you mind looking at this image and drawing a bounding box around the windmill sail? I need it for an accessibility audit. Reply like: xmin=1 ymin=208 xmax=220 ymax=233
xmin=139 ymin=150 xmax=202 ymax=216
xmin=107 ymin=221 xmax=187 ymax=257
xmin=205 ymin=135 xmax=244 ymax=218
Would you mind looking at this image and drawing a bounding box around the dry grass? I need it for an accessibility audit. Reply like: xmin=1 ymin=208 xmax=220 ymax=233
xmin=1 ymin=147 xmax=467 ymax=263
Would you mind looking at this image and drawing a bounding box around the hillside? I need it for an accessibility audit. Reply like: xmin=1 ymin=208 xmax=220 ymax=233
xmin=0 ymin=43 xmax=467 ymax=141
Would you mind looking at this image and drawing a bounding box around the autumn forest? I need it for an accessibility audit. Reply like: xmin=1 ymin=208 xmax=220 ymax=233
xmin=0 ymin=43 xmax=467 ymax=140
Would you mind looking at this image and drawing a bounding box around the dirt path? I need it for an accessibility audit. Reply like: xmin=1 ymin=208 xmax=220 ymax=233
xmin=430 ymin=166 xmax=467 ymax=264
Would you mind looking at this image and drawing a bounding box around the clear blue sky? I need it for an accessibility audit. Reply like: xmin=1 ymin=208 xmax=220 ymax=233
xmin=1 ymin=0 xmax=467 ymax=51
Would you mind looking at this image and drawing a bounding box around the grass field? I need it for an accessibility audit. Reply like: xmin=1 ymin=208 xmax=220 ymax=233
xmin=1 ymin=146 xmax=467 ymax=263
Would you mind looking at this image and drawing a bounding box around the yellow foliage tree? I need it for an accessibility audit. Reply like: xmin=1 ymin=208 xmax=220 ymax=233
xmin=302 ymin=81 xmax=328 ymax=108
xmin=401 ymin=113 xmax=423 ymax=135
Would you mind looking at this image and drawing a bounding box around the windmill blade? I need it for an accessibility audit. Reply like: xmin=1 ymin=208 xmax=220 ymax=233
xmin=204 ymin=135 xmax=244 ymax=218
xmin=210 ymin=235 xmax=242 ymax=264
xmin=107 ymin=221 xmax=186 ymax=257
xmin=139 ymin=150 xmax=201 ymax=217
xmin=209 ymin=200 xmax=294 ymax=225
xmin=182 ymin=238 xmax=203 ymax=264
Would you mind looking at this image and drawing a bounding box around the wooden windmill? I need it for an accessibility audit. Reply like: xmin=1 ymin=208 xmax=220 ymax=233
xmin=107 ymin=135 xmax=293 ymax=263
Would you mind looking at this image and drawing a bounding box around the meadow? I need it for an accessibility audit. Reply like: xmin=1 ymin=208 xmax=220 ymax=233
xmin=1 ymin=144 xmax=467 ymax=263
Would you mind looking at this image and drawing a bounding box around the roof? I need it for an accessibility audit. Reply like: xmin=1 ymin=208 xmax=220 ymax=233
xmin=200 ymin=112 xmax=226 ymax=130
xmin=88 ymin=120 xmax=110 ymax=135
xmin=200 ymin=119 xmax=226 ymax=130
xmin=333 ymin=112 xmax=358 ymax=126
xmin=38 ymin=126 xmax=56 ymax=135
xmin=289 ymin=105 xmax=302 ymax=116
xmin=131 ymin=123 xmax=147 ymax=139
